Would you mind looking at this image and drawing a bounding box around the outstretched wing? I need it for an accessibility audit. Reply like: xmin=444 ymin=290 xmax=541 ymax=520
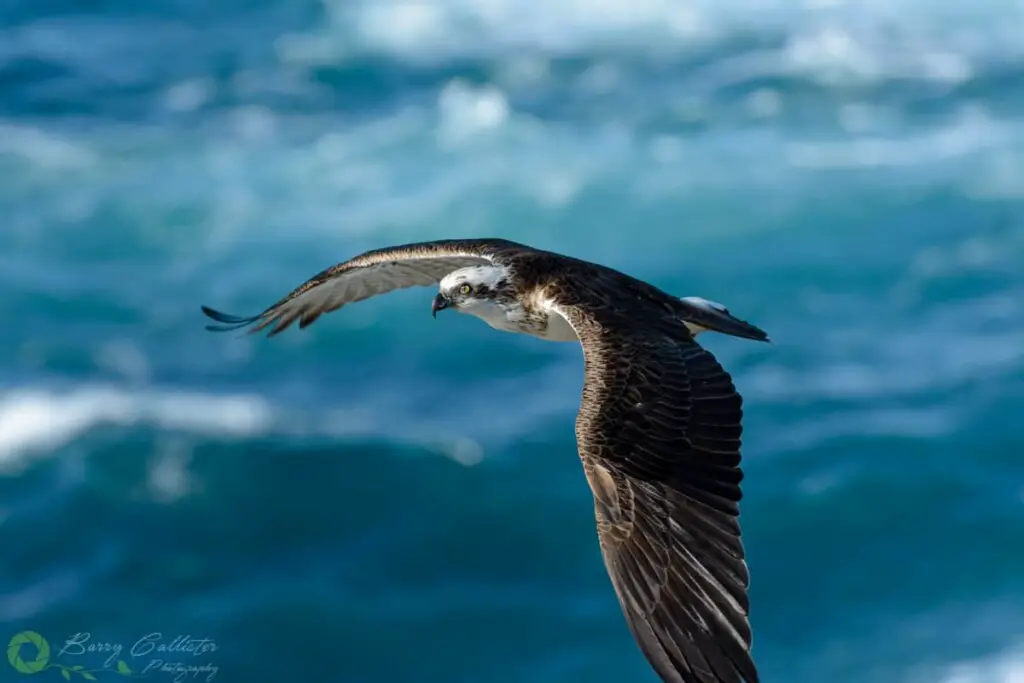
xmin=200 ymin=238 xmax=534 ymax=336
xmin=553 ymin=297 xmax=758 ymax=683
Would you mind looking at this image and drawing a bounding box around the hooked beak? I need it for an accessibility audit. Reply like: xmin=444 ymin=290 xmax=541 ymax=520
xmin=431 ymin=292 xmax=450 ymax=318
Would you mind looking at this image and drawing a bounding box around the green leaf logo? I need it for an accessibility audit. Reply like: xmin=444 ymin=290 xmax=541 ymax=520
xmin=60 ymin=669 xmax=70 ymax=681
xmin=115 ymin=660 xmax=132 ymax=676
xmin=7 ymin=631 xmax=51 ymax=674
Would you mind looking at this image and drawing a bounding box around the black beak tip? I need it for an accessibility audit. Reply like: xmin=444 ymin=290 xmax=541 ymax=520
xmin=431 ymin=293 xmax=448 ymax=318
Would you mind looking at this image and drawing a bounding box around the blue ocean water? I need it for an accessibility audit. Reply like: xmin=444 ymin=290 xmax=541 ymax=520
xmin=2 ymin=0 xmax=1024 ymax=681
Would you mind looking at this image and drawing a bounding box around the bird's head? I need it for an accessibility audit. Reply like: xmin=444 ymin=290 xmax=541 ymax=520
xmin=433 ymin=265 xmax=520 ymax=324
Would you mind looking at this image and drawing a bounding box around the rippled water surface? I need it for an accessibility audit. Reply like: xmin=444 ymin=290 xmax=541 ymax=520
xmin=2 ymin=0 xmax=1024 ymax=681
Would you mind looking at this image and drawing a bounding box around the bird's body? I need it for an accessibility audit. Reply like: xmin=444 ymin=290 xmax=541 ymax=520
xmin=202 ymin=238 xmax=770 ymax=683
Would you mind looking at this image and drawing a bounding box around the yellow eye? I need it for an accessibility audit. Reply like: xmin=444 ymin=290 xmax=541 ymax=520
xmin=459 ymin=284 xmax=472 ymax=295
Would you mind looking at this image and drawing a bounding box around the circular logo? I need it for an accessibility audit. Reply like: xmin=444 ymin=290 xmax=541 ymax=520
xmin=7 ymin=631 xmax=50 ymax=674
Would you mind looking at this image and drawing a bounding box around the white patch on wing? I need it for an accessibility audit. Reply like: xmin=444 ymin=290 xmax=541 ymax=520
xmin=679 ymin=296 xmax=729 ymax=314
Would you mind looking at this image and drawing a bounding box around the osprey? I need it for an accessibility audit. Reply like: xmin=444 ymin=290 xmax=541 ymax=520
xmin=201 ymin=238 xmax=769 ymax=683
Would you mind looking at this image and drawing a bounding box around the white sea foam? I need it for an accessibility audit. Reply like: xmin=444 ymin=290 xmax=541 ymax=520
xmin=275 ymin=0 xmax=1024 ymax=90
xmin=436 ymin=80 xmax=511 ymax=146
xmin=786 ymin=106 xmax=1015 ymax=171
xmin=745 ymin=322 xmax=1024 ymax=404
xmin=0 ymin=123 xmax=96 ymax=170
xmin=934 ymin=644 xmax=1024 ymax=683
xmin=0 ymin=386 xmax=273 ymax=473
xmin=0 ymin=369 xmax=579 ymax=474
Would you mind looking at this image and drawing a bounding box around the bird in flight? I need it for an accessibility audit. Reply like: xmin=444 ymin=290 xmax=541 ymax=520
xmin=201 ymin=238 xmax=769 ymax=683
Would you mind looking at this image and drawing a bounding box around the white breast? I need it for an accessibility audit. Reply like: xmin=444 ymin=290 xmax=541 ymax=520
xmin=475 ymin=302 xmax=520 ymax=332
xmin=532 ymin=295 xmax=578 ymax=342
xmin=540 ymin=310 xmax=579 ymax=342
xmin=460 ymin=292 xmax=579 ymax=342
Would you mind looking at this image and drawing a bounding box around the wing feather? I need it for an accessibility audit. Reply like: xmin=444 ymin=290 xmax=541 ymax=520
xmin=552 ymin=296 xmax=759 ymax=683
xmin=201 ymin=238 xmax=533 ymax=336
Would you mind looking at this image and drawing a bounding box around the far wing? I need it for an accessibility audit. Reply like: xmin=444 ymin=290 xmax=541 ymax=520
xmin=555 ymin=302 xmax=758 ymax=683
xmin=201 ymin=238 xmax=532 ymax=336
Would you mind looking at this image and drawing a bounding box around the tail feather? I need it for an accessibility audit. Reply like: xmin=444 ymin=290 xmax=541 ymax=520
xmin=677 ymin=297 xmax=770 ymax=343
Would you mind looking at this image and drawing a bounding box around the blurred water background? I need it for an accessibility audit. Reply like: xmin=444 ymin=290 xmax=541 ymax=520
xmin=2 ymin=0 xmax=1024 ymax=681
